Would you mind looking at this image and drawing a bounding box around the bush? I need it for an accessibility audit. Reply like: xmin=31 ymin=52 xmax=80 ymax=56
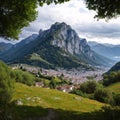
xmin=22 ymin=72 xmax=35 ymax=86
xmin=0 ymin=61 xmax=14 ymax=107
xmin=49 ymin=79 xmax=56 ymax=89
xmin=103 ymin=71 xmax=120 ymax=86
xmin=80 ymin=80 xmax=100 ymax=94
xmin=113 ymin=94 xmax=120 ymax=106
xmin=0 ymin=61 xmax=14 ymax=119
xmin=94 ymin=88 xmax=113 ymax=103
xmin=12 ymin=70 xmax=35 ymax=86
xmin=71 ymin=90 xmax=87 ymax=97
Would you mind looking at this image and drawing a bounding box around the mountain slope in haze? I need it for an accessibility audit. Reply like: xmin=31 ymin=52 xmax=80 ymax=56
xmin=107 ymin=62 xmax=120 ymax=73
xmin=0 ymin=42 xmax=13 ymax=52
xmin=0 ymin=34 xmax=38 ymax=61
xmin=89 ymin=41 xmax=120 ymax=61
xmin=0 ymin=22 xmax=113 ymax=68
xmin=88 ymin=41 xmax=115 ymax=47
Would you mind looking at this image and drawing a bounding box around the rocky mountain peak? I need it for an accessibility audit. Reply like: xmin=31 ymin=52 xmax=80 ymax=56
xmin=51 ymin=22 xmax=70 ymax=29
xmin=49 ymin=22 xmax=93 ymax=57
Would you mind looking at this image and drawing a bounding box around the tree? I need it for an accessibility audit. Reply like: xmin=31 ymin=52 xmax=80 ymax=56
xmin=0 ymin=61 xmax=14 ymax=106
xmin=113 ymin=94 xmax=120 ymax=106
xmin=80 ymin=80 xmax=99 ymax=94
xmin=49 ymin=77 xmax=56 ymax=89
xmin=0 ymin=0 xmax=70 ymax=39
xmin=0 ymin=61 xmax=14 ymax=119
xmin=13 ymin=69 xmax=35 ymax=86
xmin=85 ymin=0 xmax=120 ymax=19
xmin=94 ymin=88 xmax=113 ymax=103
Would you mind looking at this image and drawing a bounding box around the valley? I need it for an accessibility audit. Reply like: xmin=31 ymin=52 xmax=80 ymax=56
xmin=12 ymin=64 xmax=108 ymax=85
xmin=42 ymin=67 xmax=108 ymax=84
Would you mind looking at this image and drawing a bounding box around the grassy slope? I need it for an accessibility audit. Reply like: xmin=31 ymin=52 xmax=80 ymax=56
xmin=106 ymin=82 xmax=120 ymax=94
xmin=30 ymin=53 xmax=52 ymax=65
xmin=12 ymin=83 xmax=105 ymax=120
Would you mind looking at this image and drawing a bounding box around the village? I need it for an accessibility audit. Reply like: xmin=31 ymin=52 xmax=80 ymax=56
xmin=12 ymin=64 xmax=109 ymax=93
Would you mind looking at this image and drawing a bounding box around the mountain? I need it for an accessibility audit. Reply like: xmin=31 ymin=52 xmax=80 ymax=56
xmin=0 ymin=42 xmax=13 ymax=52
xmin=88 ymin=41 xmax=120 ymax=61
xmin=0 ymin=22 xmax=113 ymax=69
xmin=88 ymin=41 xmax=99 ymax=47
xmin=107 ymin=62 xmax=120 ymax=73
xmin=88 ymin=41 xmax=115 ymax=47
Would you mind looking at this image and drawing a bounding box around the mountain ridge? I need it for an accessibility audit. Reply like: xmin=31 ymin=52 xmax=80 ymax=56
xmin=88 ymin=41 xmax=120 ymax=61
xmin=0 ymin=22 xmax=114 ymax=69
xmin=0 ymin=42 xmax=13 ymax=52
xmin=107 ymin=62 xmax=120 ymax=73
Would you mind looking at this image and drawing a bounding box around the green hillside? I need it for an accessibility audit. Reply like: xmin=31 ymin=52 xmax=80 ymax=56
xmin=12 ymin=83 xmax=105 ymax=120
xmin=107 ymin=62 xmax=120 ymax=73
xmin=106 ymin=82 xmax=120 ymax=94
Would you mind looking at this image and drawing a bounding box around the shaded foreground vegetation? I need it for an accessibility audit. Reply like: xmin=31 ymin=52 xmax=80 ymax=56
xmin=9 ymin=104 xmax=120 ymax=120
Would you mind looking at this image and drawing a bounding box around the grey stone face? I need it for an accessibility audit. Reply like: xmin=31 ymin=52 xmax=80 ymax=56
xmin=50 ymin=22 xmax=93 ymax=58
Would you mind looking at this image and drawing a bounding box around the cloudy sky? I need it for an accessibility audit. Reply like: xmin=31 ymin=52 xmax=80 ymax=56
xmin=1 ymin=0 xmax=120 ymax=44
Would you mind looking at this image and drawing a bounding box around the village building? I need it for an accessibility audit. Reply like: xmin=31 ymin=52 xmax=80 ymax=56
xmin=56 ymin=85 xmax=74 ymax=92
xmin=35 ymin=82 xmax=44 ymax=87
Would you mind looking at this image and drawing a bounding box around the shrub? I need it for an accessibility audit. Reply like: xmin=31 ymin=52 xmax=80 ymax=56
xmin=49 ymin=79 xmax=56 ymax=89
xmin=0 ymin=61 xmax=14 ymax=107
xmin=22 ymin=72 xmax=35 ymax=86
xmin=94 ymin=88 xmax=113 ymax=103
xmin=0 ymin=61 xmax=14 ymax=119
xmin=80 ymin=80 xmax=100 ymax=94
xmin=70 ymin=89 xmax=87 ymax=97
xmin=113 ymin=94 xmax=120 ymax=106
xmin=12 ymin=70 xmax=35 ymax=86
xmin=103 ymin=71 xmax=120 ymax=86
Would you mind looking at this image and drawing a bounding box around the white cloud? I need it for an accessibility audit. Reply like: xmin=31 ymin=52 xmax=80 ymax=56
xmin=20 ymin=0 xmax=120 ymax=45
xmin=0 ymin=37 xmax=18 ymax=44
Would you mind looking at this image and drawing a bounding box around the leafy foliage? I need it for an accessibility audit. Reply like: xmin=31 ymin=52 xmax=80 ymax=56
xmin=113 ymin=94 xmax=120 ymax=106
xmin=107 ymin=62 xmax=120 ymax=73
xmin=49 ymin=78 xmax=57 ymax=89
xmin=94 ymin=88 xmax=113 ymax=103
xmin=0 ymin=0 xmax=37 ymax=39
xmin=0 ymin=61 xmax=14 ymax=119
xmin=38 ymin=0 xmax=70 ymax=5
xmin=79 ymin=80 xmax=101 ymax=94
xmin=0 ymin=0 xmax=69 ymax=39
xmin=0 ymin=61 xmax=14 ymax=107
xmin=12 ymin=69 xmax=35 ymax=86
xmin=103 ymin=71 xmax=120 ymax=86
xmin=85 ymin=0 xmax=120 ymax=19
